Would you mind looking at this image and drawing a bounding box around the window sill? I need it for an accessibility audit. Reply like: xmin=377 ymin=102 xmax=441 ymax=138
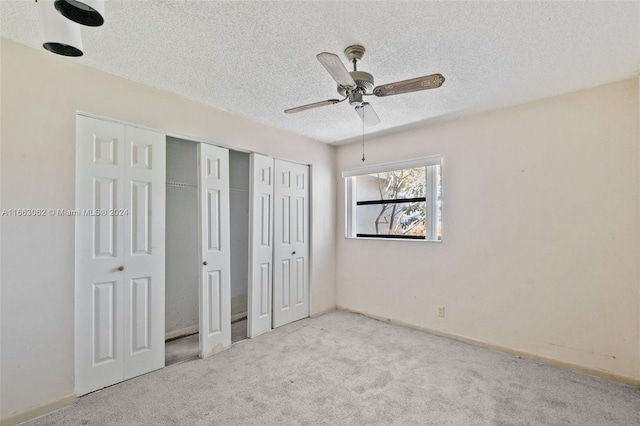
xmin=344 ymin=236 xmax=442 ymax=243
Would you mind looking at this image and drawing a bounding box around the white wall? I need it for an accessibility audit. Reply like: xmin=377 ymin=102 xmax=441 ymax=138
xmin=0 ymin=38 xmax=336 ymax=421
xmin=229 ymin=150 xmax=250 ymax=318
xmin=165 ymin=138 xmax=199 ymax=336
xmin=336 ymin=78 xmax=640 ymax=383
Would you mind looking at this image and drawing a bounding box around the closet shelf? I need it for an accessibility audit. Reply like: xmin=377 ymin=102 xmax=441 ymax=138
xmin=167 ymin=183 xmax=248 ymax=191
xmin=167 ymin=181 xmax=197 ymax=189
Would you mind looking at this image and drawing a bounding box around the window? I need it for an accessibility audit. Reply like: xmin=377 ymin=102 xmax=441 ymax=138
xmin=343 ymin=156 xmax=442 ymax=241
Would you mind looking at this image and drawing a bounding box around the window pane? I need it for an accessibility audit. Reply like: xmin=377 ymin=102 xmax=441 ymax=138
xmin=356 ymin=201 xmax=426 ymax=237
xmin=355 ymin=167 xmax=425 ymax=202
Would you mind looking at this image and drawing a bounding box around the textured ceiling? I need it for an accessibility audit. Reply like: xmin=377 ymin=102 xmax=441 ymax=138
xmin=1 ymin=1 xmax=639 ymax=144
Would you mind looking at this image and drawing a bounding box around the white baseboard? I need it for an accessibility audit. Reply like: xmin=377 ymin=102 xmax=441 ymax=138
xmin=165 ymin=324 xmax=198 ymax=340
xmin=337 ymin=306 xmax=640 ymax=387
xmin=1 ymin=394 xmax=77 ymax=426
xmin=310 ymin=306 xmax=337 ymax=318
xmin=231 ymin=312 xmax=247 ymax=323
xmin=166 ymin=314 xmax=247 ymax=340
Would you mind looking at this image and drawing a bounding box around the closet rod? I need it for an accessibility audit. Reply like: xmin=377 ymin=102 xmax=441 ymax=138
xmin=166 ymin=181 xmax=197 ymax=189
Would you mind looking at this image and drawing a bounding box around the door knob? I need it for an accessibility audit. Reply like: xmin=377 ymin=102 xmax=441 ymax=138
xmin=202 ymin=261 xmax=208 ymax=266
xmin=117 ymin=266 xmax=124 ymax=271
xmin=292 ymin=251 xmax=296 ymax=255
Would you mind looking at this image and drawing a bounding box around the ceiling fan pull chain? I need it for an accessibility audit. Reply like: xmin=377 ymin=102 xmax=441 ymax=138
xmin=361 ymin=103 xmax=365 ymax=161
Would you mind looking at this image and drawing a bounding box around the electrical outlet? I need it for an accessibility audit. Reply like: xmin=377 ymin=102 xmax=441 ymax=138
xmin=437 ymin=306 xmax=445 ymax=317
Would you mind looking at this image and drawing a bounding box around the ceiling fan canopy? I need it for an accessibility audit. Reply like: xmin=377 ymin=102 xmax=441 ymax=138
xmin=285 ymin=45 xmax=445 ymax=127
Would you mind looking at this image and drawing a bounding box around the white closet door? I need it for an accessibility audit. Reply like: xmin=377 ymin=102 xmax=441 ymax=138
xmin=122 ymin=126 xmax=166 ymax=379
xmin=76 ymin=116 xmax=166 ymax=396
xmin=273 ymin=159 xmax=310 ymax=328
xmin=198 ymin=144 xmax=231 ymax=356
xmin=75 ymin=116 xmax=126 ymax=395
xmin=248 ymin=154 xmax=274 ymax=338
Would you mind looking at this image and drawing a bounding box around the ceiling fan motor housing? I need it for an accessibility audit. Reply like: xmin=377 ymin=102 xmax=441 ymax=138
xmin=338 ymin=71 xmax=374 ymax=97
xmin=348 ymin=92 xmax=363 ymax=105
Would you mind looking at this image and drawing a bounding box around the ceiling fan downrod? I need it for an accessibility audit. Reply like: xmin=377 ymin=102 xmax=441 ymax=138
xmin=338 ymin=45 xmax=374 ymax=103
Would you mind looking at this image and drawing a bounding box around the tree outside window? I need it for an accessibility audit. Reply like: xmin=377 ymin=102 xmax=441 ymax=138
xmin=349 ymin=161 xmax=441 ymax=240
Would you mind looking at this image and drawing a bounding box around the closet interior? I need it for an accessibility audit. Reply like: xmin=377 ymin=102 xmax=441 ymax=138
xmin=165 ymin=138 xmax=250 ymax=366
xmin=229 ymin=150 xmax=250 ymax=343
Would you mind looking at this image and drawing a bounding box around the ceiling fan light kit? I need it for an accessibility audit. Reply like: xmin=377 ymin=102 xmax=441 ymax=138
xmin=355 ymin=102 xmax=381 ymax=127
xmin=285 ymin=44 xmax=445 ymax=128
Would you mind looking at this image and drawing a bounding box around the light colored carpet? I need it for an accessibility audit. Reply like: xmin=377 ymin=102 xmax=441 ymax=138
xmin=24 ymin=311 xmax=639 ymax=425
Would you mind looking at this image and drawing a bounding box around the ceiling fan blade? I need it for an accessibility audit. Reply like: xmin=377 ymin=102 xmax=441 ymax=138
xmin=316 ymin=52 xmax=356 ymax=89
xmin=355 ymin=102 xmax=380 ymax=127
xmin=284 ymin=99 xmax=341 ymax=114
xmin=373 ymin=73 xmax=445 ymax=97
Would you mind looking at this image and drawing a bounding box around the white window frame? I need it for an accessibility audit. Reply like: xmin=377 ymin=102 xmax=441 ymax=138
xmin=343 ymin=156 xmax=442 ymax=241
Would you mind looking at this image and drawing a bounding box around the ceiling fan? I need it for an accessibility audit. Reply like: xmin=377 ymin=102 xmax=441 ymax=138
xmin=284 ymin=45 xmax=445 ymax=127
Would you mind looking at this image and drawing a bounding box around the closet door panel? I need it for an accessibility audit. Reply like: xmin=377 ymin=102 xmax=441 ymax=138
xmin=123 ymin=125 xmax=166 ymax=379
xmin=248 ymin=154 xmax=274 ymax=338
xmin=75 ymin=116 xmax=126 ymax=396
xmin=76 ymin=117 xmax=166 ymax=395
xmin=273 ymin=160 xmax=309 ymax=328
xmin=198 ymin=144 xmax=231 ymax=356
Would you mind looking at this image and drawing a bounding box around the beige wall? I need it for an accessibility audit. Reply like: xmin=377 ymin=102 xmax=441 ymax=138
xmin=336 ymin=78 xmax=640 ymax=382
xmin=0 ymin=38 xmax=336 ymax=420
